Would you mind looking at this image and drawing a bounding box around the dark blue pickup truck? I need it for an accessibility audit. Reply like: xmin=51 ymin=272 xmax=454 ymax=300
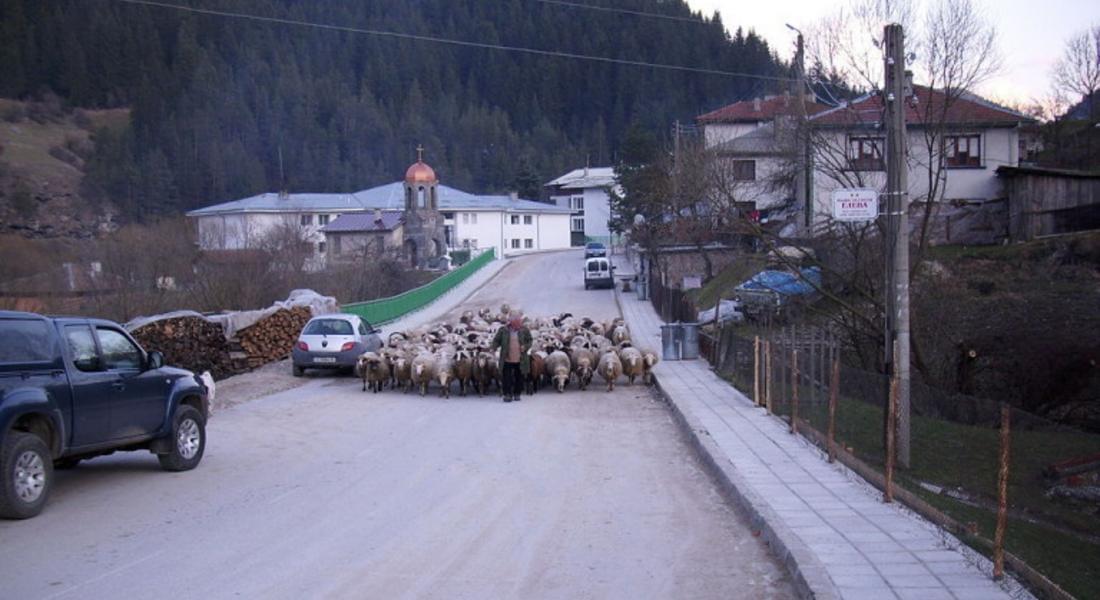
xmin=0 ymin=310 xmax=210 ymax=519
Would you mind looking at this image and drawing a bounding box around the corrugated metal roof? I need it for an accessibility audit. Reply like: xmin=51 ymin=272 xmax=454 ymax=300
xmin=545 ymin=167 xmax=616 ymax=190
xmin=187 ymin=182 xmax=572 ymax=216
xmin=321 ymin=212 xmax=404 ymax=233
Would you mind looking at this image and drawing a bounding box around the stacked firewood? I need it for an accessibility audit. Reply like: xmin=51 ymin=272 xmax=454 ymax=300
xmin=235 ymin=306 xmax=313 ymax=368
xmin=131 ymin=315 xmax=238 ymax=380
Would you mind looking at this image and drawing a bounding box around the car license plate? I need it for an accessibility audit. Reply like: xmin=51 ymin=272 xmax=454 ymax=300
xmin=313 ymin=357 xmax=337 ymax=364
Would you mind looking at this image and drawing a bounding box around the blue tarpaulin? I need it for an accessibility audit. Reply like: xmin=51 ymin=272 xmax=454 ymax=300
xmin=736 ymin=267 xmax=821 ymax=298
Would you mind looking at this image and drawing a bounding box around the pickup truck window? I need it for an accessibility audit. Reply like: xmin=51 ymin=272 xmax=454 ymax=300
xmin=96 ymin=328 xmax=142 ymax=370
xmin=64 ymin=325 xmax=101 ymax=372
xmin=0 ymin=319 xmax=53 ymax=363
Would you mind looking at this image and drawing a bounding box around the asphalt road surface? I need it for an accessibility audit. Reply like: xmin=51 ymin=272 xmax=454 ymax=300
xmin=0 ymin=250 xmax=794 ymax=600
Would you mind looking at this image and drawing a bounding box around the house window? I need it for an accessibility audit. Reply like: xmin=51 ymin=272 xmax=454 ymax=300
xmin=571 ymin=217 xmax=585 ymax=232
xmin=510 ymin=215 xmax=520 ymax=225
xmin=300 ymin=214 xmax=313 ymax=226
xmin=442 ymin=212 xmax=454 ymax=220
xmin=462 ymin=213 xmax=469 ymax=224
xmin=511 ymin=239 xmax=521 ymax=249
xmin=731 ymin=160 xmax=756 ymax=181
xmin=317 ymin=241 xmax=326 ymax=254
xmin=570 ymin=196 xmax=584 ymax=211
xmin=525 ymin=239 xmax=534 ymax=249
xmin=523 ymin=215 xmax=533 ymax=225
xmin=945 ymin=134 xmax=981 ymax=168
xmin=848 ymin=136 xmax=885 ymax=171
xmin=318 ymin=215 xmax=330 ymax=226
xmin=470 ymin=213 xmax=478 ymax=224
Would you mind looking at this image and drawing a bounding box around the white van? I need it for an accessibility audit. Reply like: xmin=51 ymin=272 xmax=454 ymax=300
xmin=583 ymin=257 xmax=614 ymax=290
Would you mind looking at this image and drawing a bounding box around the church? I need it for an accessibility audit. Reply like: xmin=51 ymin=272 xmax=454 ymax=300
xmin=187 ymin=150 xmax=572 ymax=269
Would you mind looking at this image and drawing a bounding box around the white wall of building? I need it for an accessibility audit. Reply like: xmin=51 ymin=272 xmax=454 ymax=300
xmin=451 ymin=210 xmax=504 ymax=255
xmin=550 ymin=188 xmax=612 ymax=242
xmin=703 ymin=123 xmax=764 ymax=148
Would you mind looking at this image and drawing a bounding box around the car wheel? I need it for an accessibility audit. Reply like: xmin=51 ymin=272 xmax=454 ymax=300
xmin=157 ymin=405 xmax=206 ymax=472
xmin=292 ymin=364 xmax=304 ymax=377
xmin=0 ymin=432 xmax=53 ymax=519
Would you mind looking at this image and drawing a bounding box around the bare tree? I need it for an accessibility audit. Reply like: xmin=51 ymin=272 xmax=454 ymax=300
xmin=1052 ymin=24 xmax=1100 ymax=120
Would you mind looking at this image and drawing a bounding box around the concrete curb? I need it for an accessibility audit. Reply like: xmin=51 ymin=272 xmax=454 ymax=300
xmin=613 ymin=282 xmax=838 ymax=600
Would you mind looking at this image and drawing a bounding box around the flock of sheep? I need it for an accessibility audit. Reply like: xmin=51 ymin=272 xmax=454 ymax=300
xmin=355 ymin=305 xmax=659 ymax=397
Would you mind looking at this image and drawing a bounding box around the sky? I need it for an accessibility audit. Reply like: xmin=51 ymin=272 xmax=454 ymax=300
xmin=685 ymin=0 xmax=1100 ymax=106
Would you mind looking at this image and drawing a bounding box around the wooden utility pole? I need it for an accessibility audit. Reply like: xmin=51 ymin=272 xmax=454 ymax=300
xmin=883 ymin=23 xmax=911 ymax=469
xmin=993 ymin=404 xmax=1012 ymax=580
xmin=788 ymin=26 xmax=811 ymax=232
xmin=790 ymin=349 xmax=799 ymax=435
xmin=828 ymin=354 xmax=839 ymax=463
xmin=753 ymin=336 xmax=761 ymax=406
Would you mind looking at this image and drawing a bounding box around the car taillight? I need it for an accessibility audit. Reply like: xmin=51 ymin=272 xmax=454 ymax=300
xmin=340 ymin=342 xmax=355 ymax=352
xmin=297 ymin=341 xmax=309 ymax=352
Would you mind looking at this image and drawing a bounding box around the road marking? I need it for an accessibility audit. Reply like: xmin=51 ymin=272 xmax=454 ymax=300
xmin=45 ymin=549 xmax=165 ymax=599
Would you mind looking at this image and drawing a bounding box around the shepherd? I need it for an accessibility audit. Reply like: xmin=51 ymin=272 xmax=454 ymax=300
xmin=491 ymin=314 xmax=532 ymax=403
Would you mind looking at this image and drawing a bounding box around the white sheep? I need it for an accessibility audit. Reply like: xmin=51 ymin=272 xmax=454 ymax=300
xmin=545 ymin=350 xmax=572 ymax=392
xmin=597 ymin=350 xmax=623 ymax=392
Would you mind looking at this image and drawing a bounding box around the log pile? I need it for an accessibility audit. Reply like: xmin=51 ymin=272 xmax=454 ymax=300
xmin=235 ymin=306 xmax=313 ymax=368
xmin=131 ymin=316 xmax=238 ymax=380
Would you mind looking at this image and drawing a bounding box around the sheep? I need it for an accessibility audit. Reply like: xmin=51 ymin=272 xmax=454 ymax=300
xmin=474 ymin=351 xmax=499 ymax=396
xmin=435 ymin=350 xmax=456 ymax=398
xmin=526 ymin=350 xmax=547 ymax=394
xmin=357 ymin=352 xmax=390 ymax=393
xmin=619 ymin=346 xmax=644 ymax=386
xmin=571 ymin=347 xmax=596 ymax=390
xmin=411 ymin=351 xmax=436 ymax=396
xmin=454 ymin=349 xmax=475 ymax=396
xmin=610 ymin=324 xmax=631 ymax=346
xmin=597 ymin=350 xmax=623 ymax=392
xmin=641 ymin=350 xmax=659 ymax=385
xmin=392 ymin=352 xmax=413 ymax=393
xmin=545 ymin=350 xmax=572 ymax=393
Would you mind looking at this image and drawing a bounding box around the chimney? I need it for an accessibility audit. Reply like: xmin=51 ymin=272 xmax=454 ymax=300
xmin=509 ymin=191 xmax=519 ymax=201
xmin=752 ymin=97 xmax=762 ymax=112
xmin=374 ymin=208 xmax=383 ymax=226
xmin=278 ymin=189 xmax=289 ymax=200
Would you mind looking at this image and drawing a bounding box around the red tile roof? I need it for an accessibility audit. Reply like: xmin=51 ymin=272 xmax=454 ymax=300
xmin=697 ymin=94 xmax=830 ymax=124
xmin=810 ymin=86 xmax=1034 ymax=127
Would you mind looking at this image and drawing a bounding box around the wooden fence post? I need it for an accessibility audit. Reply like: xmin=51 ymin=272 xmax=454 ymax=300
xmin=790 ymin=349 xmax=799 ymax=435
xmin=828 ymin=354 xmax=839 ymax=464
xmin=753 ymin=336 xmax=761 ymax=406
xmin=885 ymin=364 xmax=898 ymax=503
xmin=765 ymin=340 xmax=773 ymax=414
xmin=994 ymin=404 xmax=1011 ymax=580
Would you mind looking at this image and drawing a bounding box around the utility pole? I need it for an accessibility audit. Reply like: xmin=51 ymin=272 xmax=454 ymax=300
xmin=786 ymin=24 xmax=810 ymax=232
xmin=883 ymin=23 xmax=911 ymax=468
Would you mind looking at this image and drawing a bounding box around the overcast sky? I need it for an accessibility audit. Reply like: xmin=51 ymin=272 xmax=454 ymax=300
xmin=685 ymin=0 xmax=1099 ymax=105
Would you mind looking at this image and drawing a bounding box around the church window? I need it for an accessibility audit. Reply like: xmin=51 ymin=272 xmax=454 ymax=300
xmin=418 ymin=187 xmax=427 ymax=209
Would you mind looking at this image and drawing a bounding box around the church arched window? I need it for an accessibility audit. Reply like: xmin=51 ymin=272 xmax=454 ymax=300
xmin=418 ymin=186 xmax=427 ymax=209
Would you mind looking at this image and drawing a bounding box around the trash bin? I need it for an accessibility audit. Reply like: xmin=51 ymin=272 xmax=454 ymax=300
xmin=680 ymin=322 xmax=701 ymax=360
xmin=661 ymin=323 xmax=681 ymax=361
xmin=636 ymin=278 xmax=649 ymax=301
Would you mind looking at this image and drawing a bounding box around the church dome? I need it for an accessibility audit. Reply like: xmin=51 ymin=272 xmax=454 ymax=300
xmin=405 ymin=160 xmax=437 ymax=184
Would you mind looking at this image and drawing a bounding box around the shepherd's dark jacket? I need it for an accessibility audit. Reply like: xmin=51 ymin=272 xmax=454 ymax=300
xmin=491 ymin=326 xmax=533 ymax=375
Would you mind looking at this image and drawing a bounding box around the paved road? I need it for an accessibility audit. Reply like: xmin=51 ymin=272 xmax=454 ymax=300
xmin=0 ymin=250 xmax=794 ymax=599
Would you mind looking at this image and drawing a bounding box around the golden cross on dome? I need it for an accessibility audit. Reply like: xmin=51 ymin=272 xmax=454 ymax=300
xmin=416 ymin=144 xmax=424 ymax=162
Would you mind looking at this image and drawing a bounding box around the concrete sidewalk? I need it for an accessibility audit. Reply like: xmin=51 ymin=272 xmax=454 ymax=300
xmin=612 ymin=268 xmax=1026 ymax=599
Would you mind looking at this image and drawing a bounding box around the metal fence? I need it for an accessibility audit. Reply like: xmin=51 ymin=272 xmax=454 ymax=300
xmin=700 ymin=323 xmax=1100 ymax=600
xmin=342 ymin=248 xmax=495 ymax=326
xmin=647 ymin=271 xmax=698 ymax=323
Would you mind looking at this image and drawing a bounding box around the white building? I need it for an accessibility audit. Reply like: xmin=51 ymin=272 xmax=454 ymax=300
xmin=696 ymin=87 xmax=1036 ymax=235
xmin=545 ymin=167 xmax=618 ymax=245
xmin=187 ymin=159 xmax=572 ymax=266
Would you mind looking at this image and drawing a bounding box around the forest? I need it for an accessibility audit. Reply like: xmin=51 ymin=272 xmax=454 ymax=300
xmin=0 ymin=0 xmax=788 ymax=220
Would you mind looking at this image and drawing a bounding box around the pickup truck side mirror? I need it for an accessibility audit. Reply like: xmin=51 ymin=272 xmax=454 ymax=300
xmin=146 ymin=351 xmax=165 ymax=371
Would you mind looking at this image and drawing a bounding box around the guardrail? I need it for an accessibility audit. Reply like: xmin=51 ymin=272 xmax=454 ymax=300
xmin=342 ymin=248 xmax=496 ymax=326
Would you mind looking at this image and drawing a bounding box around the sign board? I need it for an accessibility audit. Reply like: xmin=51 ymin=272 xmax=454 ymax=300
xmin=682 ymin=276 xmax=702 ymax=290
xmin=832 ymin=189 xmax=879 ymax=221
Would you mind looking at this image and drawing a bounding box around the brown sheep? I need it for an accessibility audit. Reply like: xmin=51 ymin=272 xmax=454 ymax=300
xmin=618 ymin=346 xmax=644 ymax=386
xmin=454 ymin=349 xmax=475 ymax=396
xmin=571 ymin=347 xmax=596 ymax=390
xmin=474 ymin=351 xmax=499 ymax=396
xmin=357 ymin=352 xmax=390 ymax=393
xmin=597 ymin=350 xmax=623 ymax=392
xmin=526 ymin=350 xmax=547 ymax=394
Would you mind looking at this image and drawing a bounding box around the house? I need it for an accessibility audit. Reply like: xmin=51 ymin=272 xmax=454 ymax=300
xmin=187 ymin=154 xmax=573 ymax=268
xmin=322 ymin=210 xmax=405 ymax=262
xmin=697 ymin=93 xmax=829 ymax=149
xmin=696 ymin=86 xmax=1036 ymax=240
xmin=545 ymin=166 xmax=618 ymax=246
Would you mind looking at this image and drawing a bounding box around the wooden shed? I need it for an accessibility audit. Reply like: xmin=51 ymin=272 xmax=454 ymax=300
xmin=997 ymin=166 xmax=1100 ymax=241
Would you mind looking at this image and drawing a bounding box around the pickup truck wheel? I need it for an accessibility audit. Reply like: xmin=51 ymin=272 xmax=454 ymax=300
xmin=157 ymin=405 xmax=205 ymax=472
xmin=0 ymin=432 xmax=53 ymax=519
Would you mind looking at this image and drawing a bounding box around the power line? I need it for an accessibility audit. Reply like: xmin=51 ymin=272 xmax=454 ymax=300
xmin=532 ymin=0 xmax=710 ymax=25
xmin=108 ymin=0 xmax=796 ymax=84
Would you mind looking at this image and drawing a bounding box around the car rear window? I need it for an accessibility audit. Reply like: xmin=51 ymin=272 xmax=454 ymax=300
xmin=0 ymin=319 xmax=54 ymax=363
xmin=303 ymin=319 xmax=354 ymax=336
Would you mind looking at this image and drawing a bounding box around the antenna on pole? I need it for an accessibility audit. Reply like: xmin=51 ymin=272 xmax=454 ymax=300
xmin=278 ymin=145 xmax=285 ymax=192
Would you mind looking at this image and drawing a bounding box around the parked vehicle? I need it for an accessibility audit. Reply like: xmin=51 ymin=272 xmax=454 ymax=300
xmin=291 ymin=314 xmax=382 ymax=376
xmin=735 ymin=267 xmax=822 ymax=321
xmin=583 ymin=241 xmax=607 ymax=259
xmin=0 ymin=311 xmax=210 ymax=519
xmin=583 ymin=257 xmax=615 ymax=290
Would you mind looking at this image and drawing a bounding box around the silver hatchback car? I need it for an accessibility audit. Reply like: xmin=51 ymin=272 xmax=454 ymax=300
xmin=291 ymin=314 xmax=382 ymax=376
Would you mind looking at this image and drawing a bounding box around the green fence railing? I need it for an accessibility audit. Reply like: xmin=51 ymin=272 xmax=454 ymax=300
xmin=343 ymin=248 xmax=496 ymax=326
